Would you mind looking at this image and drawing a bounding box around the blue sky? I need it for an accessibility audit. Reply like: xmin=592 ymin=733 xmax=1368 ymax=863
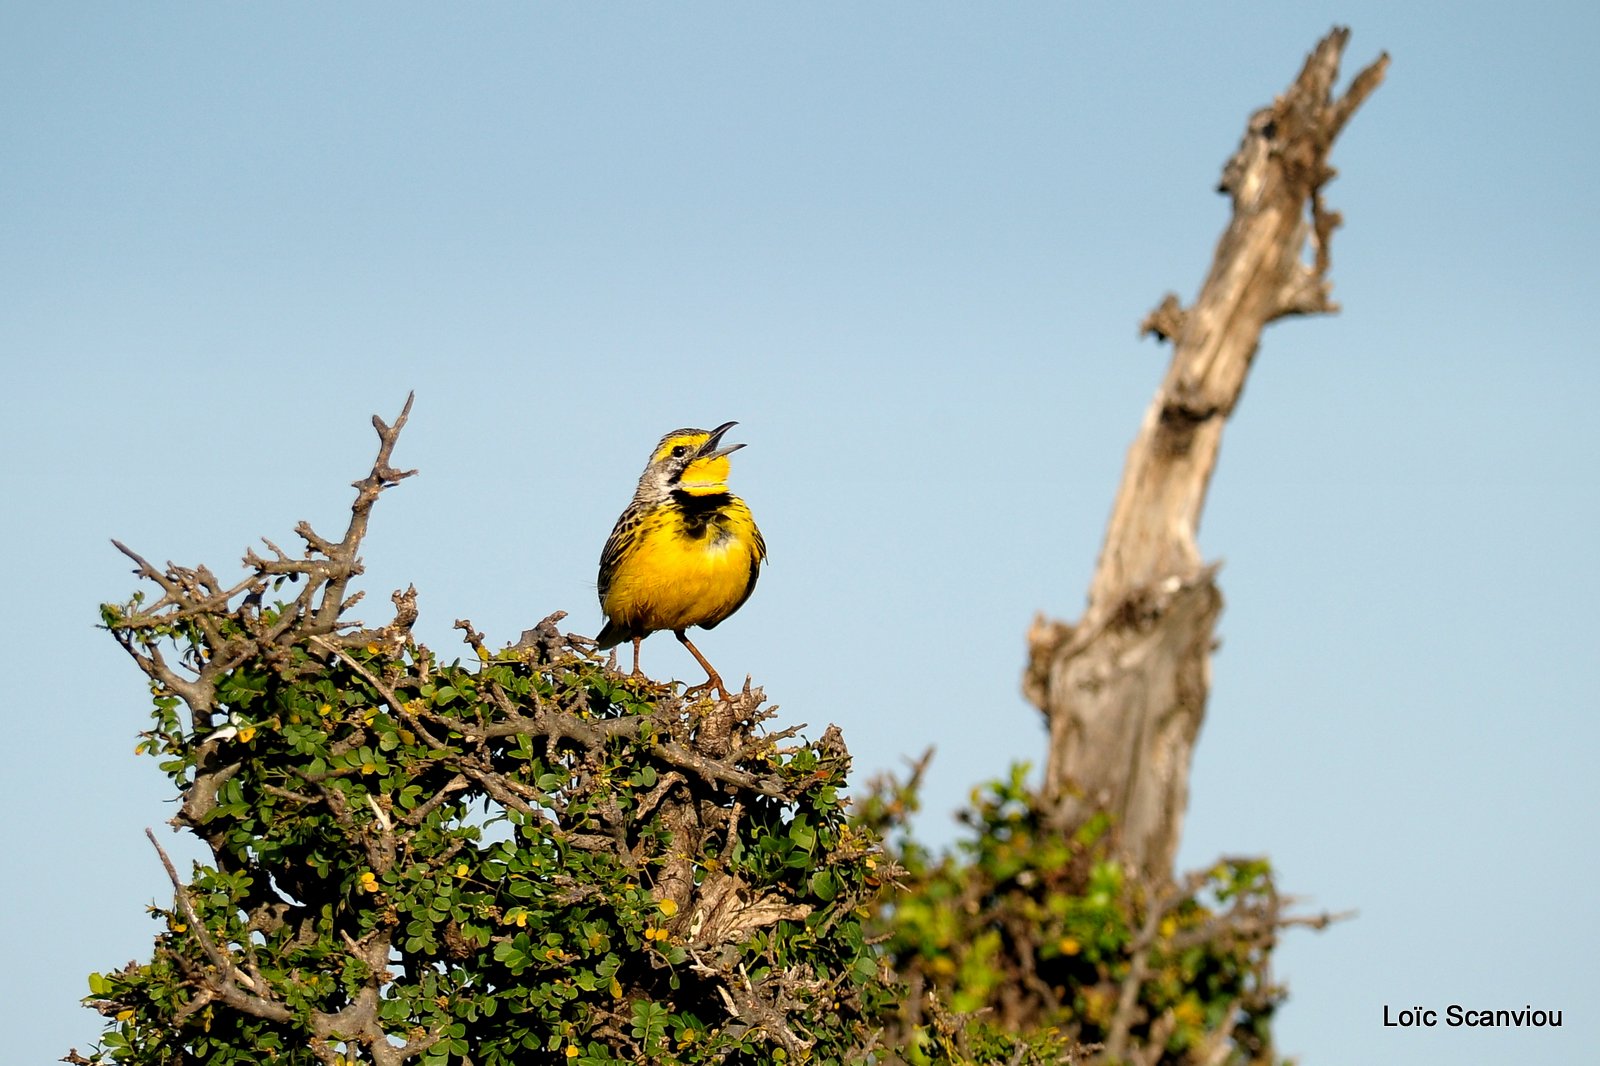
xmin=3 ymin=4 xmax=1596 ymax=1063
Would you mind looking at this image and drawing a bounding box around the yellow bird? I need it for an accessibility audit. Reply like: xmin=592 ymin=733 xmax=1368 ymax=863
xmin=596 ymin=422 xmax=766 ymax=699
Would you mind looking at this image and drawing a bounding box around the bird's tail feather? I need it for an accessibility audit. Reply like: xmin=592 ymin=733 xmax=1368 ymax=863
xmin=594 ymin=620 xmax=627 ymax=650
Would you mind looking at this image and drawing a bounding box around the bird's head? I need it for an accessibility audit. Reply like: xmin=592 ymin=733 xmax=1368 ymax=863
xmin=638 ymin=421 xmax=745 ymax=498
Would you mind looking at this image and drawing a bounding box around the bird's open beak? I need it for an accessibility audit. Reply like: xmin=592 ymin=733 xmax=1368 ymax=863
xmin=696 ymin=421 xmax=745 ymax=461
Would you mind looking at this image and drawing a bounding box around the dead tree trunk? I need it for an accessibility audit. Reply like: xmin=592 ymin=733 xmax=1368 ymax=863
xmin=1023 ymin=28 xmax=1387 ymax=881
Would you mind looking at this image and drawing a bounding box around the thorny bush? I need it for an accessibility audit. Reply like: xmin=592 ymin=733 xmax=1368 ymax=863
xmin=75 ymin=399 xmax=1334 ymax=1066
xmin=74 ymin=399 xmax=891 ymax=1066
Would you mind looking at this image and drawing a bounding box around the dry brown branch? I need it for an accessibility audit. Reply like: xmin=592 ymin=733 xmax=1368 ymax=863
xmin=1025 ymin=26 xmax=1387 ymax=880
xmin=145 ymin=829 xmax=290 ymax=1022
xmin=100 ymin=399 xmax=453 ymax=1066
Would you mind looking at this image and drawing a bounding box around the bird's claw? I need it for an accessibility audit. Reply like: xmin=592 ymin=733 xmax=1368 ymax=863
xmin=683 ymin=677 xmax=731 ymax=702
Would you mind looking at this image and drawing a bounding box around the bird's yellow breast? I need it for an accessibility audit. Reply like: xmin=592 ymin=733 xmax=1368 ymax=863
xmin=601 ymin=496 xmax=763 ymax=636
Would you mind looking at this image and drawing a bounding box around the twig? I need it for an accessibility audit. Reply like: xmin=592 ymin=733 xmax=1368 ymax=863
xmin=145 ymin=828 xmax=292 ymax=1022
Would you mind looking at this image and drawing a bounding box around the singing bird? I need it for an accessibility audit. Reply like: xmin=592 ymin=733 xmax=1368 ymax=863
xmin=595 ymin=422 xmax=766 ymax=699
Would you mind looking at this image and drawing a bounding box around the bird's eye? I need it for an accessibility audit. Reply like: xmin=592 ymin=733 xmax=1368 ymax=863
xmin=671 ymin=445 xmax=688 ymax=458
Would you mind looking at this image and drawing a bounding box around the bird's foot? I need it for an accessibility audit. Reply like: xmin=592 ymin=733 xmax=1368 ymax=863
xmin=620 ymin=667 xmax=671 ymax=695
xmin=683 ymin=674 xmax=731 ymax=702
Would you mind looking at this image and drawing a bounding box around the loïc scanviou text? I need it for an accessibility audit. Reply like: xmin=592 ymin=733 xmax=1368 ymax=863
xmin=1383 ymin=1004 xmax=1562 ymax=1028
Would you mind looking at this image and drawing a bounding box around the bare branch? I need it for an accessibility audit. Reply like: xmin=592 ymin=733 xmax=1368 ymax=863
xmin=313 ymin=393 xmax=417 ymax=632
xmin=1028 ymin=26 xmax=1386 ymax=880
xmin=145 ymin=828 xmax=292 ymax=1023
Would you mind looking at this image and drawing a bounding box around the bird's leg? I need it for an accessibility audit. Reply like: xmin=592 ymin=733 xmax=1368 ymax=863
xmin=675 ymin=629 xmax=730 ymax=700
xmin=630 ymin=636 xmax=644 ymax=679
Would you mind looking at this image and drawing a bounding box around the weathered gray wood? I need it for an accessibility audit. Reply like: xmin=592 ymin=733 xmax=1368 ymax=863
xmin=1024 ymin=28 xmax=1387 ymax=880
